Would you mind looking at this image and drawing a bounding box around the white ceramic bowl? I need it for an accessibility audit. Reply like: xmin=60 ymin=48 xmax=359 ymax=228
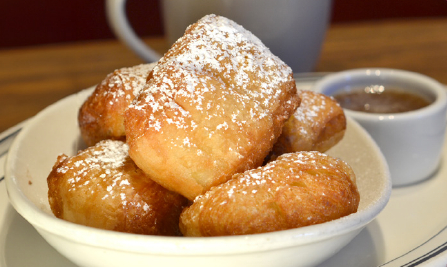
xmin=314 ymin=68 xmax=447 ymax=186
xmin=5 ymin=88 xmax=391 ymax=267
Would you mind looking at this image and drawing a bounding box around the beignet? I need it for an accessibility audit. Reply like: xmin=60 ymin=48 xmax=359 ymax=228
xmin=180 ymin=151 xmax=360 ymax=237
xmin=47 ymin=140 xmax=188 ymax=236
xmin=78 ymin=63 xmax=155 ymax=146
xmin=125 ymin=15 xmax=300 ymax=200
xmin=272 ymin=90 xmax=346 ymax=157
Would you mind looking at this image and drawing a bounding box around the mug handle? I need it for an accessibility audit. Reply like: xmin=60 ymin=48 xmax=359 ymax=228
xmin=105 ymin=0 xmax=162 ymax=62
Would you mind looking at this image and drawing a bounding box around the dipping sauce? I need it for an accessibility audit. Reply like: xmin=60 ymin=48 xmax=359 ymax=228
xmin=333 ymin=85 xmax=431 ymax=113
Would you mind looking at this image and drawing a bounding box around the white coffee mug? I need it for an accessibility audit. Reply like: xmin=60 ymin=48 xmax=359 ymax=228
xmin=106 ymin=0 xmax=332 ymax=72
xmin=314 ymin=69 xmax=447 ymax=186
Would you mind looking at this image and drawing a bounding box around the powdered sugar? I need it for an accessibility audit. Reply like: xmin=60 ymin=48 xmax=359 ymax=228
xmin=194 ymin=151 xmax=347 ymax=203
xmin=128 ymin=15 xmax=294 ymax=139
xmin=292 ymin=90 xmax=341 ymax=136
xmin=100 ymin=63 xmax=155 ymax=105
xmin=57 ymin=140 xmax=130 ymax=193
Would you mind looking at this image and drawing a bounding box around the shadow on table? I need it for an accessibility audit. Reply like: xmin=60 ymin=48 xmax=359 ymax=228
xmin=319 ymin=219 xmax=387 ymax=266
xmin=0 ymin=204 xmax=77 ymax=267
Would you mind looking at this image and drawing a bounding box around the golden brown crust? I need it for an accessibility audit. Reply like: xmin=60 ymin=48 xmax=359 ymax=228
xmin=271 ymin=90 xmax=346 ymax=158
xmin=47 ymin=140 xmax=188 ymax=236
xmin=78 ymin=64 xmax=154 ymax=147
xmin=180 ymin=151 xmax=360 ymax=237
xmin=124 ymin=15 xmax=300 ymax=200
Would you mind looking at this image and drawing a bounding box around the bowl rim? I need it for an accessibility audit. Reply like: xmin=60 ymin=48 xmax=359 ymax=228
xmin=5 ymin=88 xmax=392 ymax=256
xmin=313 ymin=68 xmax=447 ymax=121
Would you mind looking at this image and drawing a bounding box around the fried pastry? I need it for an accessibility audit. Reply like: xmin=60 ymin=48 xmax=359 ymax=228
xmin=47 ymin=139 xmax=188 ymax=236
xmin=180 ymin=151 xmax=360 ymax=237
xmin=78 ymin=63 xmax=155 ymax=146
xmin=124 ymin=15 xmax=300 ymax=200
xmin=271 ymin=90 xmax=346 ymax=157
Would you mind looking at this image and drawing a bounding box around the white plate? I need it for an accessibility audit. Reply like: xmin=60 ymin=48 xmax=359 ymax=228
xmin=0 ymin=77 xmax=445 ymax=266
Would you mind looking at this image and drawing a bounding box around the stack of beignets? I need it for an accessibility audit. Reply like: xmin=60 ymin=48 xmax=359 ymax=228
xmin=79 ymin=63 xmax=155 ymax=146
xmin=47 ymin=139 xmax=188 ymax=236
xmin=180 ymin=151 xmax=360 ymax=237
xmin=47 ymin=14 xmax=357 ymax=237
xmin=125 ymin=14 xmax=300 ymax=200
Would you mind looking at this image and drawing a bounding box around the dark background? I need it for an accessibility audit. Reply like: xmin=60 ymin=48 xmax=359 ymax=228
xmin=1 ymin=0 xmax=447 ymax=49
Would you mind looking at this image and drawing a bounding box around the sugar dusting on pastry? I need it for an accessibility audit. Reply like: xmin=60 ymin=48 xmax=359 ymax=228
xmin=78 ymin=63 xmax=156 ymax=146
xmin=180 ymin=151 xmax=359 ymax=236
xmin=56 ymin=140 xmax=130 ymax=193
xmin=102 ymin=63 xmax=155 ymax=104
xmin=47 ymin=139 xmax=188 ymax=235
xmin=128 ymin=14 xmax=293 ymax=135
xmin=292 ymin=90 xmax=341 ymax=137
xmin=198 ymin=152 xmax=350 ymax=201
xmin=270 ymin=90 xmax=346 ymax=156
xmin=124 ymin=14 xmax=299 ymax=200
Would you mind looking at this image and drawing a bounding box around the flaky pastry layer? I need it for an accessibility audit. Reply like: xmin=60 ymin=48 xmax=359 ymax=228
xmin=47 ymin=140 xmax=188 ymax=236
xmin=125 ymin=15 xmax=300 ymax=200
xmin=180 ymin=151 xmax=360 ymax=236
xmin=79 ymin=64 xmax=154 ymax=146
xmin=272 ymin=90 xmax=346 ymax=158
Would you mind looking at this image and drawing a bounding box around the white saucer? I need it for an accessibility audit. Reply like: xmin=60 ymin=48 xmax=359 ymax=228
xmin=0 ymin=76 xmax=446 ymax=267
